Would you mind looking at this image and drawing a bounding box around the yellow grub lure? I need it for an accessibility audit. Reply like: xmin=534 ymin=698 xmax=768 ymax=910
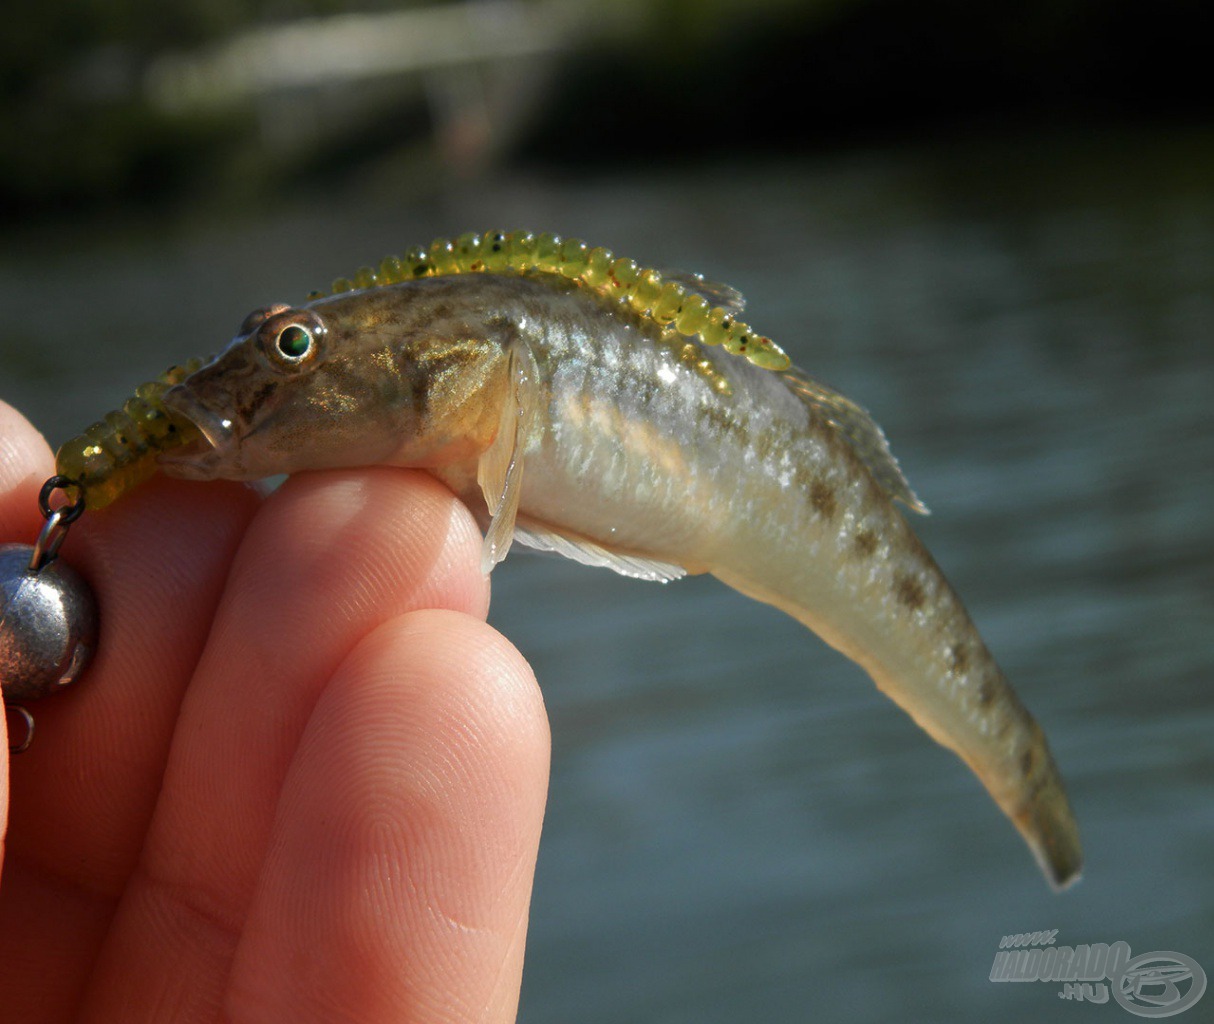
xmin=4 ymin=231 xmax=1082 ymax=897
xmin=314 ymin=230 xmax=793 ymax=373
xmin=5 ymin=359 xmax=205 ymax=741
xmin=55 ymin=358 xmax=206 ymax=509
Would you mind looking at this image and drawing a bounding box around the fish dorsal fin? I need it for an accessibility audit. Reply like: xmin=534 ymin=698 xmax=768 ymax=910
xmin=476 ymin=342 xmax=539 ymax=572
xmin=784 ymin=367 xmax=930 ymax=515
xmin=308 ymin=231 xmax=790 ymax=372
xmin=513 ymin=516 xmax=688 ymax=583
xmin=658 ymin=269 xmax=746 ymax=314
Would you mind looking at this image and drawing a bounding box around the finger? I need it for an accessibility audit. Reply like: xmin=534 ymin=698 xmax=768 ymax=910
xmin=228 ymin=611 xmax=548 ymax=1024
xmin=5 ymin=476 xmax=261 ymax=884
xmin=0 ymin=399 xmax=54 ymax=1016
xmin=80 ymin=467 xmax=491 ymax=1022
xmin=0 ymin=399 xmax=260 ymax=1020
xmin=0 ymin=398 xmax=53 ymax=541
xmin=0 ymin=397 xmax=52 ymax=857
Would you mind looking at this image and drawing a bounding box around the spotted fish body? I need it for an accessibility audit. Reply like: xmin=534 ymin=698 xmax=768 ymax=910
xmin=80 ymin=232 xmax=1082 ymax=887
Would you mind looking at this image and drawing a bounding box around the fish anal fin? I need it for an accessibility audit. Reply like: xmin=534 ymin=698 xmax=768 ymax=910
xmin=513 ymin=515 xmax=688 ymax=583
xmin=476 ymin=342 xmax=539 ymax=572
xmin=784 ymin=366 xmax=930 ymax=515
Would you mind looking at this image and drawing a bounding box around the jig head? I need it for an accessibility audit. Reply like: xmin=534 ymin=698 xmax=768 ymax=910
xmin=0 ymin=477 xmax=97 ymax=753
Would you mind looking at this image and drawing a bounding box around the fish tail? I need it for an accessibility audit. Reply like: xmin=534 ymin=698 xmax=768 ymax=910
xmin=1002 ymin=721 xmax=1083 ymax=890
xmin=924 ymin=662 xmax=1082 ymax=890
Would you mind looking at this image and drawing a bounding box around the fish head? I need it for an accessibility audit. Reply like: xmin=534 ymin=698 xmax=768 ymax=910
xmin=160 ymin=301 xmax=367 ymax=480
xmin=160 ymin=285 xmax=512 ymax=482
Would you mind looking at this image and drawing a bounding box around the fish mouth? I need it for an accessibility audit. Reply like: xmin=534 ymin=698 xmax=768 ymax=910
xmin=158 ymin=387 xmax=238 ymax=479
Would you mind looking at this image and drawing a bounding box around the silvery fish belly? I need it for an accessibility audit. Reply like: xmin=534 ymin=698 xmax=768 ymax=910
xmin=141 ymin=232 xmax=1081 ymax=888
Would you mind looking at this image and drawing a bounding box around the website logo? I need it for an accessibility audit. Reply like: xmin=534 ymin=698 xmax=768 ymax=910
xmin=1113 ymin=951 xmax=1206 ymax=1018
xmin=989 ymin=931 xmax=1206 ymax=1017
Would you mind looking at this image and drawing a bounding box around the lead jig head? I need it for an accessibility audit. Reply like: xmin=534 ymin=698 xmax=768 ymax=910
xmin=1 ymin=477 xmax=97 ymax=752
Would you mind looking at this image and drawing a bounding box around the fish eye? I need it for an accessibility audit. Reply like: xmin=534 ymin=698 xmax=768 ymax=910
xmin=276 ymin=324 xmax=313 ymax=360
xmin=257 ymin=309 xmax=326 ymax=371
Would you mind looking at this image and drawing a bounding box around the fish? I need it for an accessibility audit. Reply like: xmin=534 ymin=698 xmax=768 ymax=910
xmin=58 ymin=230 xmax=1083 ymax=888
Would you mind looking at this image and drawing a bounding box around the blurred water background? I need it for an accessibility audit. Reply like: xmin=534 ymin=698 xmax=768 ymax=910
xmin=3 ymin=1 xmax=1212 ymax=1021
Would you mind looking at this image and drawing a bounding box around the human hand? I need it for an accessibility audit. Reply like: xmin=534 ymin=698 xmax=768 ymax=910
xmin=0 ymin=399 xmax=549 ymax=1023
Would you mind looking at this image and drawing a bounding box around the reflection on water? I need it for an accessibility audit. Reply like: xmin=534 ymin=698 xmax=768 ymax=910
xmin=3 ymin=129 xmax=1212 ymax=1023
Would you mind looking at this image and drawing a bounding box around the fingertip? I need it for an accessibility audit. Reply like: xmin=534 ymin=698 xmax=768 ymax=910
xmin=304 ymin=607 xmax=550 ymax=914
xmin=251 ymin=467 xmax=491 ymax=622
xmin=0 ymin=400 xmax=54 ymax=539
xmin=343 ymin=609 xmax=551 ymax=798
xmin=231 ymin=609 xmax=548 ymax=1024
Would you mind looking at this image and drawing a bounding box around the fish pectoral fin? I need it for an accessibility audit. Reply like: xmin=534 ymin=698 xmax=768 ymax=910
xmin=658 ymin=269 xmax=746 ymax=314
xmin=782 ymin=366 xmax=930 ymax=515
xmin=513 ymin=515 xmax=688 ymax=583
xmin=476 ymin=341 xmax=539 ymax=573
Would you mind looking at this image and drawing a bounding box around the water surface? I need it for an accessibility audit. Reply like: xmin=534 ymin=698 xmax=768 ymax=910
xmin=3 ymin=128 xmax=1211 ymax=1022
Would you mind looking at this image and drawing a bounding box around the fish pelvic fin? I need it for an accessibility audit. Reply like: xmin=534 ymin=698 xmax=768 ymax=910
xmin=476 ymin=341 xmax=539 ymax=573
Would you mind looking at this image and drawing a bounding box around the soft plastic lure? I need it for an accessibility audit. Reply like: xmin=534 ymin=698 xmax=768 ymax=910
xmin=55 ymin=358 xmax=206 ymax=509
xmin=313 ymin=230 xmax=792 ymax=371
xmin=7 ymin=231 xmax=1081 ymax=891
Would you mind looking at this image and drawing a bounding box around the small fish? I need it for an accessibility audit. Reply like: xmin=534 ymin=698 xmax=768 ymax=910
xmin=60 ymin=231 xmax=1083 ymax=887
